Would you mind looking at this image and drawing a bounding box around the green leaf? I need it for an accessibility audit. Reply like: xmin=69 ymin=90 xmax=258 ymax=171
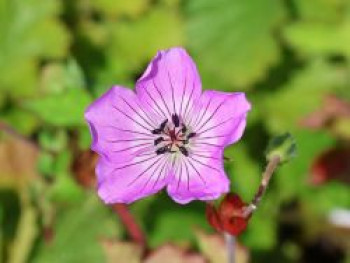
xmin=149 ymin=208 xmax=208 ymax=248
xmin=186 ymin=0 xmax=285 ymax=88
xmin=292 ymin=0 xmax=345 ymax=21
xmin=90 ymin=0 xmax=150 ymax=19
xmin=283 ymin=1 xmax=350 ymax=57
xmin=276 ymin=130 xmax=335 ymax=201
xmin=0 ymin=108 xmax=40 ymax=135
xmin=101 ymin=7 xmax=184 ymax=81
xmin=33 ymin=195 xmax=119 ymax=263
xmin=304 ymin=182 xmax=350 ymax=216
xmin=283 ymin=21 xmax=350 ymax=58
xmin=23 ymin=87 xmax=91 ymax=127
xmin=262 ymin=59 xmax=348 ymax=133
xmin=0 ymin=0 xmax=70 ymax=98
xmin=225 ymin=143 xmax=261 ymax=201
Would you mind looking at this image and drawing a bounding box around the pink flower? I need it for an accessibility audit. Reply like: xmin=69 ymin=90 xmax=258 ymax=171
xmin=85 ymin=47 xmax=251 ymax=204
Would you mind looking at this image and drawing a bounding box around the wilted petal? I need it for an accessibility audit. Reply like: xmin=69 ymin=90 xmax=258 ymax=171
xmin=190 ymin=92 xmax=250 ymax=151
xmin=167 ymin=150 xmax=229 ymax=204
xmin=97 ymin=154 xmax=171 ymax=204
xmin=136 ymin=47 xmax=202 ymax=121
xmin=85 ymin=86 xmax=158 ymax=163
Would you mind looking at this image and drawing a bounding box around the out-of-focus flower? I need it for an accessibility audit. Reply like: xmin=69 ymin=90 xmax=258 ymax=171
xmin=310 ymin=147 xmax=350 ymax=185
xmin=85 ymin=47 xmax=250 ymax=204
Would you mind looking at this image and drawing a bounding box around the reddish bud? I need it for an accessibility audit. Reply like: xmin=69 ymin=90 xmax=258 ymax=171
xmin=206 ymin=193 xmax=250 ymax=236
xmin=206 ymin=203 xmax=223 ymax=232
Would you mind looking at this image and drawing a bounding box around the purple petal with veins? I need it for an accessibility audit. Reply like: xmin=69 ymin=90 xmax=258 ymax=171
xmin=84 ymin=47 xmax=251 ymax=204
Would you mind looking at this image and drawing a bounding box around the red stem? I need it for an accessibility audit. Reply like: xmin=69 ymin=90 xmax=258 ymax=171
xmin=111 ymin=204 xmax=146 ymax=247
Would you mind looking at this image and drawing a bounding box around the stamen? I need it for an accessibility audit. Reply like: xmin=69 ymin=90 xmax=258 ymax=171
xmin=156 ymin=146 xmax=169 ymax=155
xmin=187 ymin=132 xmax=196 ymax=139
xmin=179 ymin=146 xmax=189 ymax=156
xmin=172 ymin=114 xmax=180 ymax=127
xmin=151 ymin=128 xmax=162 ymax=135
xmin=152 ymin=116 xmax=196 ymax=157
xmin=160 ymin=119 xmax=168 ymax=130
xmin=154 ymin=137 xmax=164 ymax=145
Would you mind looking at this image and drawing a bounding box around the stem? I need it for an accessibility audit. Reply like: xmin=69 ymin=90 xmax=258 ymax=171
xmin=243 ymin=155 xmax=281 ymax=217
xmin=111 ymin=204 xmax=146 ymax=247
xmin=224 ymin=232 xmax=235 ymax=263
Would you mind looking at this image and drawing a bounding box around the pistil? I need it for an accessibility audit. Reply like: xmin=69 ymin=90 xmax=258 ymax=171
xmin=152 ymin=115 xmax=196 ymax=156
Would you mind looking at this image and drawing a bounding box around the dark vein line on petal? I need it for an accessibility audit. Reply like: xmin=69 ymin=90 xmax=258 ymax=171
xmin=176 ymin=160 xmax=183 ymax=191
xmin=140 ymin=157 xmax=167 ymax=192
xmin=121 ymin=97 xmax=156 ymax=128
xmin=179 ymin=76 xmax=187 ymax=118
xmin=191 ymin=152 xmax=222 ymax=161
xmin=196 ymin=97 xmax=231 ymax=132
xmin=134 ymin=101 xmax=159 ymax=126
xmin=195 ymin=134 xmax=230 ymax=140
xmin=105 ymin=126 xmax=154 ymax=137
xmin=145 ymin=87 xmax=168 ymax=119
xmin=183 ymin=81 xmax=196 ymax=121
xmin=196 ymin=116 xmax=239 ymax=135
xmin=192 ymin=142 xmax=224 ymax=148
xmin=112 ymin=106 xmax=151 ymax=132
xmin=188 ymin=156 xmax=221 ymax=173
xmin=192 ymin=97 xmax=212 ymax=128
xmin=105 ymin=137 xmax=153 ymax=143
xmin=111 ymin=154 xmax=159 ymax=173
xmin=168 ymin=71 xmax=176 ymax=115
xmin=186 ymin=158 xmax=206 ymax=185
xmin=152 ymin=157 xmax=169 ymax=190
xmin=127 ymin=156 xmax=164 ymax=187
xmin=112 ymin=142 xmax=152 ymax=153
xmin=153 ymin=79 xmax=172 ymax=117
xmin=183 ymin=158 xmax=190 ymax=191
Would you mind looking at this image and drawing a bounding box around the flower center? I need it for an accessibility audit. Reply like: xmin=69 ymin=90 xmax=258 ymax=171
xmin=151 ymin=114 xmax=196 ymax=157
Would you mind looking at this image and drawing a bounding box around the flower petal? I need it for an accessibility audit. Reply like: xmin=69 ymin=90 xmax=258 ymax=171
xmin=84 ymin=86 xmax=158 ymax=163
xmin=189 ymin=91 xmax=251 ymax=150
xmin=97 ymin=153 xmax=172 ymax=204
xmin=135 ymin=47 xmax=202 ymax=122
xmin=166 ymin=150 xmax=229 ymax=204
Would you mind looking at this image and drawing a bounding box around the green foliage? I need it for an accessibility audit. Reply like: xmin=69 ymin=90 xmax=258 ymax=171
xmin=23 ymin=60 xmax=92 ymax=126
xmin=33 ymin=195 xmax=119 ymax=263
xmin=0 ymin=0 xmax=70 ymax=98
xmin=262 ymin=59 xmax=348 ymax=133
xmin=1 ymin=0 xmax=350 ymax=261
xmin=186 ymin=0 xmax=285 ymax=88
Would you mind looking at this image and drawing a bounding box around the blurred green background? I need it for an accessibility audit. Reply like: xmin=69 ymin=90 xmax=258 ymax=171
xmin=1 ymin=0 xmax=350 ymax=262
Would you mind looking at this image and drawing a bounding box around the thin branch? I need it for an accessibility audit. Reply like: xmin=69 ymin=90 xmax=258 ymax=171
xmin=111 ymin=204 xmax=146 ymax=247
xmin=243 ymin=155 xmax=281 ymax=217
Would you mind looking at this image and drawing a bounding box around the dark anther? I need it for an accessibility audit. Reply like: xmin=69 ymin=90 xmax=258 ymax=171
xmin=179 ymin=146 xmax=189 ymax=157
xmin=160 ymin=119 xmax=168 ymax=130
xmin=156 ymin=146 xmax=169 ymax=155
xmin=187 ymin=132 xmax=196 ymax=139
xmin=154 ymin=137 xmax=164 ymax=145
xmin=152 ymin=128 xmax=162 ymax=134
xmin=183 ymin=139 xmax=189 ymax=145
xmin=181 ymin=125 xmax=187 ymax=133
xmin=172 ymin=114 xmax=180 ymax=127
